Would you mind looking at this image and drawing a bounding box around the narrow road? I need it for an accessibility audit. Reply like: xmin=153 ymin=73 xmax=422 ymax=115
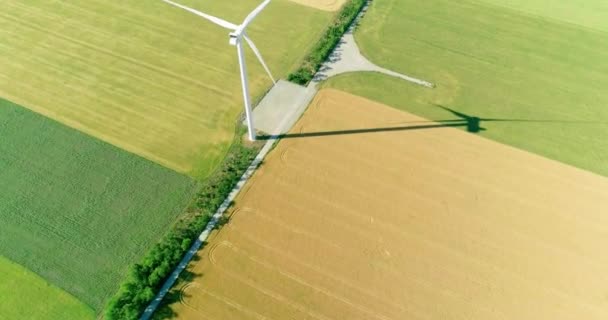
xmin=312 ymin=2 xmax=434 ymax=87
xmin=141 ymin=1 xmax=433 ymax=318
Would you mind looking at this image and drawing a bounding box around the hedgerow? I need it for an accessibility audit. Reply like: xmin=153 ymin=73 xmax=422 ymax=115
xmin=104 ymin=138 xmax=260 ymax=320
xmin=288 ymin=0 xmax=367 ymax=85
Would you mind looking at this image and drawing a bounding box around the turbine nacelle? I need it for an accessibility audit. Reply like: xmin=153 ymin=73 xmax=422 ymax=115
xmin=230 ymin=25 xmax=249 ymax=45
xmin=229 ymin=32 xmax=239 ymax=46
xmin=161 ymin=0 xmax=275 ymax=141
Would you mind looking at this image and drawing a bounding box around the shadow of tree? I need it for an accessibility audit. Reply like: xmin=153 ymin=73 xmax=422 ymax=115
xmin=152 ymin=269 xmax=203 ymax=320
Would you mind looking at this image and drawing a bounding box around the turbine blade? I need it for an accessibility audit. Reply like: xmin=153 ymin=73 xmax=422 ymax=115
xmin=482 ymin=118 xmax=514 ymax=122
xmin=161 ymin=0 xmax=238 ymax=30
xmin=239 ymin=0 xmax=271 ymax=31
xmin=482 ymin=118 xmax=542 ymax=122
xmin=482 ymin=118 xmax=605 ymax=123
xmin=244 ymin=34 xmax=276 ymax=84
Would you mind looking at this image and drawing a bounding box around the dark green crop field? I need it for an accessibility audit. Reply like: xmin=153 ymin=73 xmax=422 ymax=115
xmin=0 ymin=98 xmax=197 ymax=310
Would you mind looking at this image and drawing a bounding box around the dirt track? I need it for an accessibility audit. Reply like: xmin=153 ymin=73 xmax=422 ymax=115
xmin=287 ymin=0 xmax=346 ymax=11
xmin=170 ymin=89 xmax=608 ymax=320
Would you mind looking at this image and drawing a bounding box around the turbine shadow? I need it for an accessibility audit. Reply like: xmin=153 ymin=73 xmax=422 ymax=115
xmin=258 ymin=104 xmax=604 ymax=140
xmin=433 ymin=104 xmax=605 ymax=133
xmin=259 ymin=122 xmax=467 ymax=140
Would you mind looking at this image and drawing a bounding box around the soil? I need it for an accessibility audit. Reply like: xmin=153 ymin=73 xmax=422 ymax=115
xmin=170 ymin=89 xmax=608 ymax=320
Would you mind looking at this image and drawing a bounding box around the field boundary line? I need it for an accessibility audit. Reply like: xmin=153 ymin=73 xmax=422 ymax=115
xmin=139 ymin=2 xmax=373 ymax=317
xmin=139 ymin=83 xmax=316 ymax=320
xmin=311 ymin=0 xmax=434 ymax=88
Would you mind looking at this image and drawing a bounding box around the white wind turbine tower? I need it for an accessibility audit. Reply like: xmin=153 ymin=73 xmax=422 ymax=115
xmin=162 ymin=0 xmax=276 ymax=141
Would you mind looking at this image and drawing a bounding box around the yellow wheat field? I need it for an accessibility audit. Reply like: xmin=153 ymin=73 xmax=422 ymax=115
xmin=166 ymin=89 xmax=608 ymax=320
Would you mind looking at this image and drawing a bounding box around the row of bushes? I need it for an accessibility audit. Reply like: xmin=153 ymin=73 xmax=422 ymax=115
xmin=287 ymin=0 xmax=367 ymax=85
xmin=105 ymin=139 xmax=260 ymax=320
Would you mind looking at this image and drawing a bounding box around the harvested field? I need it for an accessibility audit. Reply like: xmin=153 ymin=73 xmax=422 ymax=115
xmin=287 ymin=0 xmax=346 ymax=11
xmin=163 ymin=89 xmax=608 ymax=320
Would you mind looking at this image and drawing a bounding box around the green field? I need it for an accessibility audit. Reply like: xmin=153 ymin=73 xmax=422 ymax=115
xmin=476 ymin=0 xmax=608 ymax=32
xmin=326 ymin=0 xmax=608 ymax=176
xmin=0 ymin=256 xmax=95 ymax=320
xmin=0 ymin=98 xmax=197 ymax=310
xmin=0 ymin=0 xmax=331 ymax=178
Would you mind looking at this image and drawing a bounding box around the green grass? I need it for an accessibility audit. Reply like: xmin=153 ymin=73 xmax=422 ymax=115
xmin=106 ymin=134 xmax=262 ymax=319
xmin=0 ymin=98 xmax=198 ymax=310
xmin=0 ymin=256 xmax=95 ymax=320
xmin=288 ymin=0 xmax=366 ymax=84
xmin=475 ymin=0 xmax=608 ymax=32
xmin=325 ymin=0 xmax=608 ymax=176
xmin=0 ymin=0 xmax=331 ymax=178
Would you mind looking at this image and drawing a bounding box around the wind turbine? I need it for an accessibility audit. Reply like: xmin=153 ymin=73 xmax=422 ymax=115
xmin=161 ymin=0 xmax=276 ymax=141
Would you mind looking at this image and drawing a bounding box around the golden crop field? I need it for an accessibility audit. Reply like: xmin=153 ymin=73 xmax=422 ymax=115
xmin=161 ymin=89 xmax=608 ymax=320
xmin=0 ymin=0 xmax=331 ymax=177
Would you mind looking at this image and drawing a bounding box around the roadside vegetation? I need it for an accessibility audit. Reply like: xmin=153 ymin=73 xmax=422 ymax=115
xmin=288 ymin=0 xmax=367 ymax=85
xmin=105 ymin=129 xmax=262 ymax=320
xmin=0 ymin=98 xmax=197 ymax=311
xmin=0 ymin=1 xmax=331 ymax=319
xmin=155 ymin=88 xmax=608 ymax=320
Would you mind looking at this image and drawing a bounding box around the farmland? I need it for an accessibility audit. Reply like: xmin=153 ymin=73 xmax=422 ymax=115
xmin=0 ymin=256 xmax=94 ymax=320
xmin=0 ymin=0 xmax=332 ymax=178
xmin=476 ymin=0 xmax=608 ymax=32
xmin=288 ymin=0 xmax=347 ymax=11
xmin=3 ymin=0 xmax=607 ymax=319
xmin=0 ymin=98 xmax=197 ymax=310
xmin=325 ymin=0 xmax=608 ymax=176
xmin=162 ymin=89 xmax=608 ymax=319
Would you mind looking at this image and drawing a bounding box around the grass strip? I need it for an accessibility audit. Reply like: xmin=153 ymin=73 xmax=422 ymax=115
xmin=287 ymin=0 xmax=367 ymax=85
xmin=104 ymin=130 xmax=261 ymax=320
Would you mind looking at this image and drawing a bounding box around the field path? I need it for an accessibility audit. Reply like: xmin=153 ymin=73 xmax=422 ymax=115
xmin=312 ymin=2 xmax=433 ymax=87
xmin=139 ymin=84 xmax=314 ymax=320
xmin=169 ymin=89 xmax=608 ymax=320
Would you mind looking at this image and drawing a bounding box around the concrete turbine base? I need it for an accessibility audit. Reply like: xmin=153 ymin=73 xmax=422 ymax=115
xmin=245 ymin=80 xmax=317 ymax=136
